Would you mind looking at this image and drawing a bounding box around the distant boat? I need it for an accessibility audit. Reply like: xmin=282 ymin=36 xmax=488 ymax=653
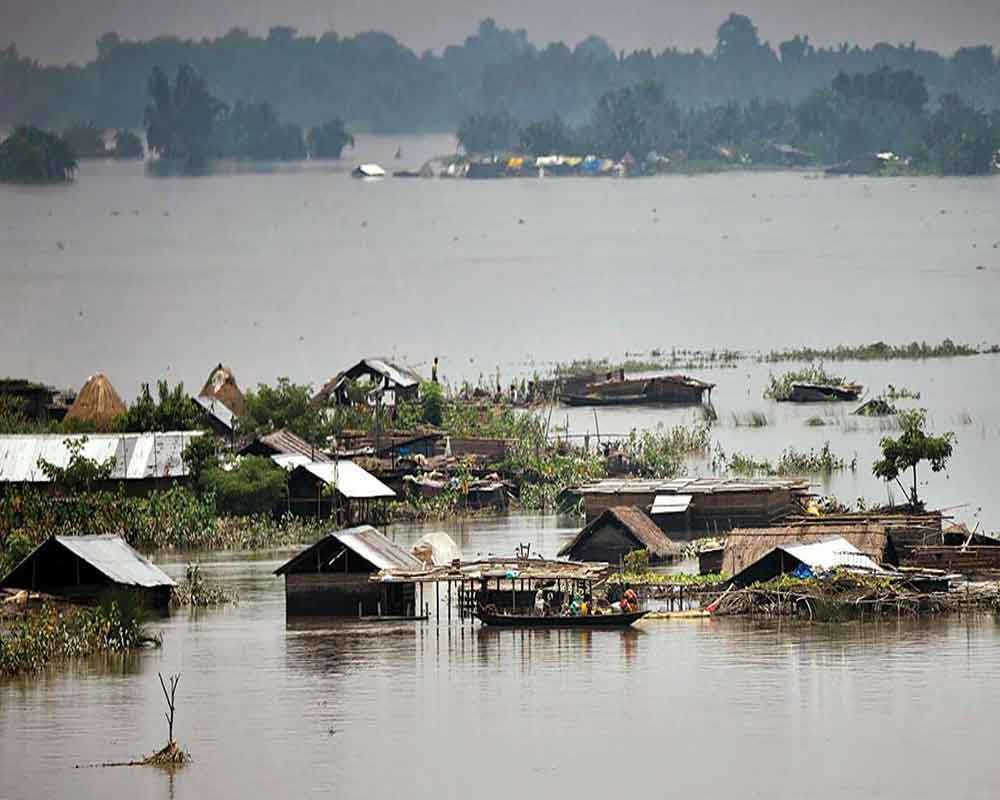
xmin=560 ymin=374 xmax=714 ymax=407
xmin=786 ymin=382 xmax=863 ymax=402
xmin=352 ymin=163 xmax=386 ymax=179
xmin=476 ymin=609 xmax=648 ymax=627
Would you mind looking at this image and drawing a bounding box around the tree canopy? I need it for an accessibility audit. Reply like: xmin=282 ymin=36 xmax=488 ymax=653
xmin=872 ymin=409 xmax=955 ymax=507
xmin=5 ymin=17 xmax=999 ymax=135
xmin=0 ymin=126 xmax=77 ymax=183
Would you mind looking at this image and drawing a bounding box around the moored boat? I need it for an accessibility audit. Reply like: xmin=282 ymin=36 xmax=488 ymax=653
xmin=475 ymin=609 xmax=648 ymax=627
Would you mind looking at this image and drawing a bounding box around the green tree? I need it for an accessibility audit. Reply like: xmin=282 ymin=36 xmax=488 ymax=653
xmin=144 ymin=64 xmax=225 ymax=165
xmin=62 ymin=121 xmax=106 ymax=157
xmin=112 ymin=129 xmax=144 ymax=159
xmin=114 ymin=381 xmax=203 ymax=433
xmin=37 ymin=437 xmax=116 ymax=492
xmin=0 ymin=126 xmax=77 ymax=183
xmin=198 ymin=456 xmax=287 ymax=516
xmin=238 ymin=378 xmax=330 ymax=445
xmin=181 ymin=435 xmax=221 ymax=487
xmin=872 ymin=409 xmax=955 ymax=507
xmin=420 ymin=382 xmax=445 ymax=426
xmin=457 ymin=110 xmax=520 ymax=154
xmin=306 ymin=119 xmax=354 ymax=159
xmin=519 ymin=115 xmax=573 ymax=155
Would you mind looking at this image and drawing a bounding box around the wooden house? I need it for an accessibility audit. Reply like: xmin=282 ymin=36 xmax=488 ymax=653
xmin=1 ymin=534 xmax=175 ymax=608
xmin=274 ymin=525 xmax=422 ymax=616
xmin=557 ymin=506 xmax=682 ymax=564
xmin=313 ymin=357 xmax=424 ymax=407
xmin=287 ymin=460 xmax=395 ymax=524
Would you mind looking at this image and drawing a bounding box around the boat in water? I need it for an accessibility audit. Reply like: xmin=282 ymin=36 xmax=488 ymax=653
xmin=786 ymin=382 xmax=863 ymax=402
xmin=352 ymin=163 xmax=386 ymax=179
xmin=560 ymin=373 xmax=714 ymax=407
xmin=475 ymin=609 xmax=648 ymax=627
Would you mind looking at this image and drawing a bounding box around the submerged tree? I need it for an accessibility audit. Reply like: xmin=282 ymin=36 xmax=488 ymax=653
xmin=0 ymin=126 xmax=77 ymax=183
xmin=457 ymin=110 xmax=520 ymax=154
xmin=872 ymin=409 xmax=954 ymax=507
xmin=306 ymin=118 xmax=354 ymax=159
xmin=112 ymin=129 xmax=145 ymax=159
xmin=144 ymin=64 xmax=225 ymax=165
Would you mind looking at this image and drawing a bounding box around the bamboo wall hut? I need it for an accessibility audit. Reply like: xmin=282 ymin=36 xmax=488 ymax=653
xmin=729 ymin=536 xmax=884 ymax=587
xmin=65 ymin=373 xmax=126 ymax=430
xmin=558 ymin=506 xmax=681 ymax=564
xmin=722 ymin=521 xmax=897 ymax=577
xmin=274 ymin=525 xmax=422 ymax=616
xmin=1 ymin=534 xmax=175 ymax=607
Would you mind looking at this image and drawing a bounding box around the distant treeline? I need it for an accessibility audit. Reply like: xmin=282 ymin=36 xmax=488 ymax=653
xmin=457 ymin=68 xmax=1000 ymax=174
xmin=3 ymin=15 xmax=1000 ymax=133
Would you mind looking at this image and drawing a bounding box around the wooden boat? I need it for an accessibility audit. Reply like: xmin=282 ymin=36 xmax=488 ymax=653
xmin=559 ymin=374 xmax=713 ymax=407
xmin=786 ymin=382 xmax=863 ymax=402
xmin=475 ymin=609 xmax=649 ymax=628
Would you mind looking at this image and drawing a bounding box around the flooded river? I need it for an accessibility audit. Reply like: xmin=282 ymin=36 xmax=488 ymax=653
xmin=4 ymin=519 xmax=1000 ymax=799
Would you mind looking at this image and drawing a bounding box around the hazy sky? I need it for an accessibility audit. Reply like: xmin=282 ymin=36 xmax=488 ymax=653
xmin=4 ymin=0 xmax=1000 ymax=65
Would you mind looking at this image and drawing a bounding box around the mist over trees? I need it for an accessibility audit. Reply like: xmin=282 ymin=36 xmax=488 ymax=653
xmin=2 ymin=15 xmax=1000 ymax=133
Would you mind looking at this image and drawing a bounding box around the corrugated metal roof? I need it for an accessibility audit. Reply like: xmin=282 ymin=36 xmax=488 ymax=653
xmin=274 ymin=525 xmax=421 ymax=574
xmin=296 ymin=460 xmax=395 ymax=499
xmin=360 ymin=358 xmax=422 ymax=389
xmin=778 ymin=536 xmax=883 ymax=573
xmin=0 ymin=432 xmax=202 ymax=483
xmin=576 ymin=476 xmax=809 ymax=495
xmin=250 ymin=429 xmax=330 ymax=462
xmin=54 ymin=535 xmax=176 ymax=587
xmin=193 ymin=395 xmax=235 ymax=431
xmin=270 ymin=453 xmax=312 ymax=471
xmin=651 ymin=494 xmax=693 ymax=514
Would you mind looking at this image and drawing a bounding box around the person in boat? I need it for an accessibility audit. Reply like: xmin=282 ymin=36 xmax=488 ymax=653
xmin=620 ymin=585 xmax=638 ymax=613
xmin=534 ymin=588 xmax=547 ymax=617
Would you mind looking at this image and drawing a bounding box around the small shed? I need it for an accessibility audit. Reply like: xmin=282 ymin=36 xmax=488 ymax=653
xmin=730 ymin=536 xmax=885 ymax=587
xmin=723 ymin=521 xmax=897 ymax=577
xmin=274 ymin=525 xmax=422 ymax=616
xmin=557 ymin=506 xmax=682 ymax=564
xmin=1 ymin=534 xmax=175 ymax=607
xmin=287 ymin=460 xmax=396 ymax=524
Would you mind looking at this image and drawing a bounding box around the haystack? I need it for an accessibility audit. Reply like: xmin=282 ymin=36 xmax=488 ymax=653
xmin=65 ymin=373 xmax=126 ymax=430
xmin=198 ymin=363 xmax=245 ymax=416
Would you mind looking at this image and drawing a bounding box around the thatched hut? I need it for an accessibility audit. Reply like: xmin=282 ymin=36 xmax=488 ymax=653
xmin=722 ymin=521 xmax=897 ymax=577
xmin=198 ymin=363 xmax=245 ymax=416
xmin=65 ymin=373 xmax=126 ymax=430
xmin=558 ymin=506 xmax=682 ymax=564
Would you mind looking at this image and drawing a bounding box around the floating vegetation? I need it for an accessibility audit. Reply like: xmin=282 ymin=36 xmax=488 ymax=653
xmin=883 ymin=384 xmax=921 ymax=400
xmin=805 ymin=416 xmax=830 ymax=426
xmin=170 ymin=563 xmax=238 ymax=607
xmin=715 ymin=442 xmax=856 ymax=476
xmin=731 ymin=411 xmax=768 ymax=427
xmin=762 ymin=339 xmax=992 ymax=363
xmin=618 ymin=423 xmax=712 ymax=478
xmin=763 ymin=365 xmax=846 ymax=401
xmin=854 ymin=398 xmax=898 ymax=417
xmin=0 ymin=593 xmax=154 ymax=676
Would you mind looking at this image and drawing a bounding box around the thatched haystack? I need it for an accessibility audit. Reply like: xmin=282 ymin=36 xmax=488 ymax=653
xmin=198 ymin=363 xmax=245 ymax=416
xmin=65 ymin=373 xmax=126 ymax=430
xmin=722 ymin=521 xmax=896 ymax=576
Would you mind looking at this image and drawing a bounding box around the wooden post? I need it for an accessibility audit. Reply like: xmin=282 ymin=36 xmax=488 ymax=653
xmin=447 ymin=580 xmax=452 ymax=624
xmin=435 ymin=581 xmax=440 ymax=625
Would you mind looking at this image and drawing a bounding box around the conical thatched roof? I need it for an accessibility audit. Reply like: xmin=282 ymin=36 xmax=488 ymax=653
xmin=198 ymin=363 xmax=245 ymax=416
xmin=65 ymin=373 xmax=127 ymax=430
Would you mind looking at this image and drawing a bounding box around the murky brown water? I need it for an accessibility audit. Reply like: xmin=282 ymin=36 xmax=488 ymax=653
xmin=4 ymin=517 xmax=1000 ymax=799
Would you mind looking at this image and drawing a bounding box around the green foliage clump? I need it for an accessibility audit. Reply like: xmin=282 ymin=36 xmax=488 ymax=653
xmin=0 ymin=126 xmax=77 ymax=183
xmin=420 ymin=382 xmax=445 ymax=427
xmin=622 ymin=549 xmax=650 ymax=574
xmin=0 ymin=593 xmax=151 ymax=676
xmin=718 ymin=442 xmax=855 ymax=476
xmin=114 ymin=380 xmax=204 ymax=432
xmin=764 ymin=338 xmax=984 ymax=363
xmin=238 ymin=377 xmax=331 ymax=446
xmin=764 ymin=365 xmax=846 ymax=400
xmin=873 ymin=409 xmax=954 ymax=507
xmin=306 ymin=119 xmax=354 ymax=159
xmin=171 ymin=563 xmax=237 ymax=607
xmin=198 ymin=456 xmax=287 ymax=517
xmin=36 ymin=436 xmax=116 ymax=492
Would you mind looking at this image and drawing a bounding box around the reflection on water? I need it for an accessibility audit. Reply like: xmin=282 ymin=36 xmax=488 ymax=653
xmin=4 ymin=551 xmax=1000 ymax=799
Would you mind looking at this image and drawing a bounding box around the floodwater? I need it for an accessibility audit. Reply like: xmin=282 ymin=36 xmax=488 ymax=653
xmin=2 ymin=134 xmax=999 ymax=525
xmin=4 ymin=521 xmax=1000 ymax=800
